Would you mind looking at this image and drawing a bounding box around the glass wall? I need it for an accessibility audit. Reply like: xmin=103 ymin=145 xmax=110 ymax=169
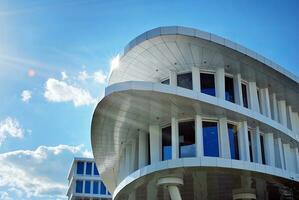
xmin=75 ymin=180 xmax=83 ymax=193
xmin=225 ymin=76 xmax=235 ymax=102
xmin=86 ymin=162 xmax=92 ymax=175
xmin=260 ymin=135 xmax=266 ymax=164
xmin=177 ymin=72 xmax=193 ymax=90
xmin=93 ymin=181 xmax=99 ymax=194
xmin=228 ymin=123 xmax=239 ymax=160
xmin=202 ymin=121 xmax=219 ymax=157
xmin=162 ymin=126 xmax=172 ymax=160
xmin=100 ymin=182 xmax=107 ymax=195
xmin=248 ymin=131 xmax=253 ymax=162
xmin=200 ymin=73 xmax=216 ymax=96
xmin=76 ymin=161 xmax=84 ymax=175
xmin=242 ymin=83 xmax=249 ymax=108
xmin=84 ymin=180 xmax=91 ymax=193
xmin=94 ymin=164 xmax=99 ymax=176
xmin=179 ymin=121 xmax=195 ymax=158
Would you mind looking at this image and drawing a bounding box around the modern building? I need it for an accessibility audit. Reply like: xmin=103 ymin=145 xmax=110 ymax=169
xmin=91 ymin=26 xmax=299 ymax=200
xmin=67 ymin=157 xmax=112 ymax=200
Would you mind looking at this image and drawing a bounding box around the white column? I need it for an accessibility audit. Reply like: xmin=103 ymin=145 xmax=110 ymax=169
xmin=215 ymin=67 xmax=225 ymax=99
xmin=294 ymin=113 xmax=299 ymax=137
xmin=118 ymin=151 xmax=126 ymax=182
xmin=149 ymin=125 xmax=161 ymax=163
xmin=278 ymin=100 xmax=287 ymax=126
xmin=171 ymin=117 xmax=179 ymax=159
xmin=170 ymin=70 xmax=177 ymax=86
xmin=260 ymin=88 xmax=271 ymax=118
xmin=157 ymin=177 xmax=183 ymax=200
xmin=168 ymin=186 xmax=182 ymax=200
xmin=283 ymin=143 xmax=291 ymax=171
xmin=131 ymin=138 xmax=138 ymax=172
xmin=195 ymin=115 xmax=204 ymax=157
xmin=192 ymin=66 xmax=200 ymax=92
xmin=263 ymin=133 xmax=275 ymax=167
xmin=274 ymin=137 xmax=285 ymax=169
xmin=254 ymin=127 xmax=263 ymax=164
xmin=125 ymin=144 xmax=132 ymax=175
xmin=238 ymin=121 xmax=250 ymax=161
xmin=219 ymin=117 xmax=230 ymax=159
xmin=294 ymin=147 xmax=299 ymax=173
xmin=271 ymin=93 xmax=279 ymax=121
xmin=233 ymin=73 xmax=243 ymax=106
xmin=138 ymin=131 xmax=148 ymax=168
xmin=288 ymin=107 xmax=296 ymax=131
xmin=248 ymin=82 xmax=260 ymax=113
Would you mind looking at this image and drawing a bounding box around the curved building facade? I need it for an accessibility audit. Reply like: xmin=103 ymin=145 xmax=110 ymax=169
xmin=91 ymin=26 xmax=299 ymax=200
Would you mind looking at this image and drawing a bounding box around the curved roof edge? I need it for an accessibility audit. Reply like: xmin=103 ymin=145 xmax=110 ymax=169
xmin=119 ymin=26 xmax=299 ymax=84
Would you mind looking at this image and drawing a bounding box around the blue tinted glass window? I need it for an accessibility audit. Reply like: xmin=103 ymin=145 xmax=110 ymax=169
xmin=225 ymin=76 xmax=235 ymax=103
xmin=179 ymin=121 xmax=195 ymax=158
xmin=100 ymin=181 xmax=107 ymax=195
xmin=93 ymin=181 xmax=99 ymax=194
xmin=94 ymin=164 xmax=99 ymax=176
xmin=242 ymin=83 xmax=249 ymax=108
xmin=161 ymin=79 xmax=170 ymax=85
xmin=200 ymin=73 xmax=216 ymax=96
xmin=84 ymin=180 xmax=91 ymax=193
xmin=228 ymin=124 xmax=239 ymax=160
xmin=162 ymin=126 xmax=172 ymax=160
xmin=75 ymin=180 xmax=83 ymax=193
xmin=86 ymin=162 xmax=92 ymax=175
xmin=177 ymin=73 xmax=193 ymax=90
xmin=203 ymin=121 xmax=219 ymax=157
xmin=108 ymin=191 xmax=111 ymax=195
xmin=76 ymin=161 xmax=84 ymax=175
xmin=260 ymin=135 xmax=266 ymax=164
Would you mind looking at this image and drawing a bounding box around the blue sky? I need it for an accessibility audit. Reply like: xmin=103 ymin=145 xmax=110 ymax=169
xmin=0 ymin=0 xmax=298 ymax=199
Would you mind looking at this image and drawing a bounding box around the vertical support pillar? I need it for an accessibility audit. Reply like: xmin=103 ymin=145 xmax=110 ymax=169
xmin=219 ymin=117 xmax=230 ymax=158
xmin=171 ymin=117 xmax=179 ymax=159
xmin=131 ymin=137 xmax=138 ymax=172
xmin=233 ymin=73 xmax=243 ymax=106
xmin=254 ymin=126 xmax=263 ymax=164
xmin=283 ymin=143 xmax=291 ymax=171
xmin=215 ymin=67 xmax=225 ymax=99
xmin=274 ymin=137 xmax=285 ymax=169
xmin=288 ymin=106 xmax=296 ymax=131
xmin=278 ymin=100 xmax=287 ymax=126
xmin=263 ymin=133 xmax=275 ymax=167
xmin=125 ymin=144 xmax=132 ymax=175
xmin=118 ymin=151 xmax=126 ymax=182
xmin=170 ymin=70 xmax=177 ymax=86
xmin=238 ymin=121 xmax=250 ymax=161
xmin=138 ymin=131 xmax=148 ymax=168
xmin=149 ymin=125 xmax=162 ymax=163
xmin=195 ymin=115 xmax=203 ymax=157
xmin=192 ymin=66 xmax=200 ymax=92
xmin=294 ymin=147 xmax=299 ymax=173
xmin=260 ymin=88 xmax=271 ymax=118
xmin=248 ymin=82 xmax=260 ymax=113
xmin=271 ymin=93 xmax=279 ymax=121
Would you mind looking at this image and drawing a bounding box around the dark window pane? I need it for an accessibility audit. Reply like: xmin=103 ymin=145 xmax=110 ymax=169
xmin=203 ymin=121 xmax=219 ymax=157
xmin=177 ymin=73 xmax=193 ymax=90
xmin=94 ymin=164 xmax=99 ymax=176
xmin=147 ymin=134 xmax=151 ymax=165
xmin=161 ymin=79 xmax=170 ymax=85
xmin=179 ymin=121 xmax=195 ymax=158
xmin=76 ymin=161 xmax=84 ymax=175
xmin=85 ymin=180 xmax=91 ymax=193
xmin=225 ymin=76 xmax=235 ymax=102
xmin=162 ymin=126 xmax=172 ymax=160
xmin=248 ymin=131 xmax=253 ymax=162
xmin=260 ymin=135 xmax=266 ymax=164
xmin=242 ymin=83 xmax=249 ymax=108
xmin=200 ymin=73 xmax=216 ymax=96
xmin=100 ymin=181 xmax=107 ymax=195
xmin=228 ymin=124 xmax=239 ymax=160
xmin=93 ymin=181 xmax=99 ymax=194
xmin=75 ymin=180 xmax=83 ymax=193
xmin=257 ymin=89 xmax=262 ymax=112
xmin=86 ymin=162 xmax=92 ymax=175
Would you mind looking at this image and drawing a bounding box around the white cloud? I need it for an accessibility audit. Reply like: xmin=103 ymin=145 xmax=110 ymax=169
xmin=44 ymin=78 xmax=96 ymax=107
xmin=21 ymin=90 xmax=32 ymax=103
xmin=0 ymin=144 xmax=87 ymax=199
xmin=61 ymin=71 xmax=68 ymax=80
xmin=78 ymin=70 xmax=89 ymax=81
xmin=0 ymin=117 xmax=24 ymax=145
xmin=0 ymin=191 xmax=12 ymax=200
xmin=93 ymin=70 xmax=107 ymax=84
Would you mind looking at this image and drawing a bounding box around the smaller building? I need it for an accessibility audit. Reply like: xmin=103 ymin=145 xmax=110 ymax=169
xmin=67 ymin=157 xmax=112 ymax=200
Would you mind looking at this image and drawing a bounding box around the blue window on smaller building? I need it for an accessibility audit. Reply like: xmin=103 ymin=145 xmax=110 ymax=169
xmin=228 ymin=123 xmax=239 ymax=160
xmin=162 ymin=126 xmax=172 ymax=161
xmin=86 ymin=162 xmax=92 ymax=175
xmin=200 ymin=73 xmax=216 ymax=96
xmin=203 ymin=121 xmax=219 ymax=157
xmin=94 ymin=164 xmax=99 ymax=176
xmin=75 ymin=180 xmax=83 ymax=193
xmin=85 ymin=180 xmax=91 ymax=193
xmin=100 ymin=181 xmax=107 ymax=195
xmin=76 ymin=161 xmax=84 ymax=175
xmin=93 ymin=181 xmax=99 ymax=194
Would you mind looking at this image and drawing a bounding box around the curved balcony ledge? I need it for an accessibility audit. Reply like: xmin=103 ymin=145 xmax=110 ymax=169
xmin=113 ymin=157 xmax=299 ymax=199
xmin=105 ymin=81 xmax=299 ymax=144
